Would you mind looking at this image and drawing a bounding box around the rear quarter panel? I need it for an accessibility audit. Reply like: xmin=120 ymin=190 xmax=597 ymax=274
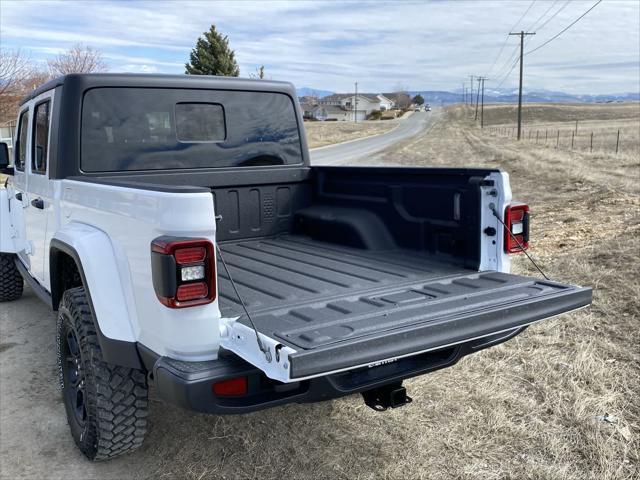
xmin=56 ymin=179 xmax=221 ymax=361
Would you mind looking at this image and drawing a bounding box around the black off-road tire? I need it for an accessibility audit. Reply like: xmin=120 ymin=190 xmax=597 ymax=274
xmin=57 ymin=287 xmax=149 ymax=460
xmin=0 ymin=253 xmax=23 ymax=302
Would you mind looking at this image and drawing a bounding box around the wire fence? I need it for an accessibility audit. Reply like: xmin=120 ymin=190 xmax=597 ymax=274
xmin=486 ymin=124 xmax=636 ymax=155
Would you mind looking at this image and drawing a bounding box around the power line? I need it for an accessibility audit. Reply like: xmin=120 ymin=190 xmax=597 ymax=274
xmin=495 ymin=0 xmax=600 ymax=87
xmin=496 ymin=0 xmax=571 ymax=88
xmin=533 ymin=0 xmax=571 ymax=32
xmin=493 ymin=43 xmax=522 ymax=81
xmin=486 ymin=36 xmax=514 ymax=78
xmin=492 ymin=27 xmax=539 ymax=82
xmin=494 ymin=56 xmax=520 ymax=89
xmin=526 ymin=0 xmax=602 ymax=56
xmin=486 ymin=0 xmax=537 ymax=77
xmin=524 ymin=0 xmax=558 ymax=31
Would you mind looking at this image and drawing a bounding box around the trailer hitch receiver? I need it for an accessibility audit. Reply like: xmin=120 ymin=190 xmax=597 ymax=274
xmin=362 ymin=382 xmax=412 ymax=411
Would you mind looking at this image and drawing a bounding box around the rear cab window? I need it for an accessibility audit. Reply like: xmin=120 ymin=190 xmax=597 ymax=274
xmin=80 ymin=88 xmax=303 ymax=172
xmin=175 ymin=103 xmax=225 ymax=142
xmin=32 ymin=101 xmax=51 ymax=175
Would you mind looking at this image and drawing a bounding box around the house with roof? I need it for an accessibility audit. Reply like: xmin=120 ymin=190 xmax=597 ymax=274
xmin=376 ymin=94 xmax=395 ymax=111
xmin=308 ymin=104 xmax=351 ymax=121
xmin=312 ymin=93 xmax=396 ymax=121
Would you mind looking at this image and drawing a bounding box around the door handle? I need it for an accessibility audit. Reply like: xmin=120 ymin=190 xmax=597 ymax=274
xmin=15 ymin=192 xmax=22 ymax=201
xmin=31 ymin=198 xmax=45 ymax=209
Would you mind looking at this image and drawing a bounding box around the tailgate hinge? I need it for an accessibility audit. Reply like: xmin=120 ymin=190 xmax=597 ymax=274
xmin=219 ymin=317 xmax=297 ymax=383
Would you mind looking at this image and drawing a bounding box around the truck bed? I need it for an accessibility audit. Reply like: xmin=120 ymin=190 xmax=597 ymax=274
xmin=218 ymin=235 xmax=591 ymax=379
xmin=218 ymin=234 xmax=467 ymax=317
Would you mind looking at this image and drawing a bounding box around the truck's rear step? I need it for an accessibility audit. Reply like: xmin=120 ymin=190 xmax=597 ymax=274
xmin=218 ymin=235 xmax=591 ymax=380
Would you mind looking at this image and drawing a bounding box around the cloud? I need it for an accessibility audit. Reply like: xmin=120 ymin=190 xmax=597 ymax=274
xmin=1 ymin=0 xmax=638 ymax=94
xmin=118 ymin=64 xmax=161 ymax=74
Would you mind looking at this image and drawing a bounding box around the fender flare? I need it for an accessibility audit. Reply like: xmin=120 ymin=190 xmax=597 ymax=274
xmin=50 ymin=224 xmax=142 ymax=369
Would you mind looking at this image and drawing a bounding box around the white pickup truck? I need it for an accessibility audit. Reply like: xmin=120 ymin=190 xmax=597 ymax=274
xmin=0 ymin=74 xmax=591 ymax=460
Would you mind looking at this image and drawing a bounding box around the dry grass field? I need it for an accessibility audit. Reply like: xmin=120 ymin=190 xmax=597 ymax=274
xmin=351 ymin=102 xmax=639 ymax=479
xmin=481 ymin=103 xmax=640 ymax=155
xmin=0 ymin=103 xmax=638 ymax=480
xmin=304 ymin=119 xmax=398 ymax=149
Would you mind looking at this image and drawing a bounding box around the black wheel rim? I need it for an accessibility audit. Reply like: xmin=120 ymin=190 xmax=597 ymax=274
xmin=62 ymin=326 xmax=87 ymax=427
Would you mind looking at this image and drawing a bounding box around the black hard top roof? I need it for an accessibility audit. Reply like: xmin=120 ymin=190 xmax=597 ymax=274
xmin=20 ymin=73 xmax=297 ymax=106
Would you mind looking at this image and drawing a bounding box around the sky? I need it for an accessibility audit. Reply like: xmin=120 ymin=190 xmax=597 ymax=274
xmin=1 ymin=0 xmax=639 ymax=95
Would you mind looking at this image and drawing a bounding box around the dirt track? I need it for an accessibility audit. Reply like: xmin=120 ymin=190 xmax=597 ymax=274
xmin=1 ymin=103 xmax=638 ymax=480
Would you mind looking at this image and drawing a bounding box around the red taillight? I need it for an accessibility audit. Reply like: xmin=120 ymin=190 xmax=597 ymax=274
xmin=174 ymin=247 xmax=206 ymax=265
xmin=177 ymin=282 xmax=208 ymax=301
xmin=151 ymin=237 xmax=216 ymax=308
xmin=504 ymin=203 xmax=530 ymax=254
xmin=212 ymin=377 xmax=248 ymax=397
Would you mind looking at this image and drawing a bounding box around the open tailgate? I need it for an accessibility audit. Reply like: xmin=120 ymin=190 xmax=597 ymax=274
xmin=219 ymin=269 xmax=591 ymax=383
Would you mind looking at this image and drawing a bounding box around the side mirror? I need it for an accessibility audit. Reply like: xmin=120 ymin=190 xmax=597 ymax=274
xmin=0 ymin=143 xmax=13 ymax=175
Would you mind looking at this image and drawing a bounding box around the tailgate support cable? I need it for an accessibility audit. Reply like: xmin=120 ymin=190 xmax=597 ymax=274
xmin=216 ymin=244 xmax=272 ymax=362
xmin=490 ymin=205 xmax=550 ymax=281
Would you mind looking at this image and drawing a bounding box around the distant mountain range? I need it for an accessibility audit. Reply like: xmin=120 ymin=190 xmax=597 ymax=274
xmin=296 ymin=87 xmax=334 ymax=98
xmin=296 ymin=86 xmax=639 ymax=105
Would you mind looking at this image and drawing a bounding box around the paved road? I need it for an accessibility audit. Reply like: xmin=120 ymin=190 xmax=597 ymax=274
xmin=310 ymin=110 xmax=439 ymax=165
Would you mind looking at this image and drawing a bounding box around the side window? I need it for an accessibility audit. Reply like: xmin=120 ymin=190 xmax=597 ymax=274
xmin=15 ymin=110 xmax=29 ymax=171
xmin=32 ymin=101 xmax=51 ymax=175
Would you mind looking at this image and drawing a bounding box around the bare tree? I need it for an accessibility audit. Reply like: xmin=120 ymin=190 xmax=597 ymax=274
xmin=394 ymin=91 xmax=412 ymax=109
xmin=0 ymin=45 xmax=108 ymax=122
xmin=47 ymin=44 xmax=107 ymax=76
xmin=21 ymin=70 xmax=52 ymax=91
xmin=249 ymin=65 xmax=266 ymax=80
xmin=0 ymin=49 xmax=35 ymax=121
xmin=308 ymin=90 xmax=319 ymax=106
xmin=391 ymin=83 xmax=411 ymax=109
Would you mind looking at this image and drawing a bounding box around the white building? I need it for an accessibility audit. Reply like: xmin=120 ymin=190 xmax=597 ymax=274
xmin=376 ymin=94 xmax=395 ymax=111
xmin=314 ymin=93 xmax=394 ymax=121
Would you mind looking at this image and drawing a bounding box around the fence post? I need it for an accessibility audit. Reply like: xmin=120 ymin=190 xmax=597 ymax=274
xmin=575 ymin=120 xmax=578 ymax=134
xmin=536 ymin=130 xmax=539 ymax=144
xmin=556 ymin=130 xmax=560 ymax=148
xmin=616 ymin=129 xmax=620 ymax=154
xmin=571 ymin=131 xmax=575 ymax=149
xmin=590 ymin=132 xmax=593 ymax=152
xmin=545 ymin=130 xmax=548 ymax=143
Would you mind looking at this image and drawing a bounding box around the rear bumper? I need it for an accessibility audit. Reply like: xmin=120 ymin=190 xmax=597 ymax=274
xmin=142 ymin=328 xmax=524 ymax=415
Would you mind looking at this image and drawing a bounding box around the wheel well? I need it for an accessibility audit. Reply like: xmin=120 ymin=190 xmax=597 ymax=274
xmin=50 ymin=249 xmax=83 ymax=310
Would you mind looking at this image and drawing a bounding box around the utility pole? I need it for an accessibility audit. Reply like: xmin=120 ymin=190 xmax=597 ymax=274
xmin=475 ymin=77 xmax=481 ymax=120
xmin=509 ymin=31 xmax=535 ymax=140
xmin=462 ymin=83 xmax=466 ymax=104
xmin=480 ymin=77 xmax=486 ymax=129
xmin=468 ymin=75 xmax=474 ymax=106
xmin=354 ymin=81 xmax=358 ymax=124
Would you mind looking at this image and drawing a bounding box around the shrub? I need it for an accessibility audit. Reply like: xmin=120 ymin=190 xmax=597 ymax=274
xmin=367 ymin=110 xmax=382 ymax=120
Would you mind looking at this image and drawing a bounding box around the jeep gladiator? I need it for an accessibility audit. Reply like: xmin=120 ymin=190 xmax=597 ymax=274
xmin=0 ymin=74 xmax=592 ymax=460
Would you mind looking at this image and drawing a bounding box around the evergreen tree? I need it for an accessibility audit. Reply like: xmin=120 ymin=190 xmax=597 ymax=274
xmin=185 ymin=25 xmax=240 ymax=76
xmin=412 ymin=94 xmax=425 ymax=106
